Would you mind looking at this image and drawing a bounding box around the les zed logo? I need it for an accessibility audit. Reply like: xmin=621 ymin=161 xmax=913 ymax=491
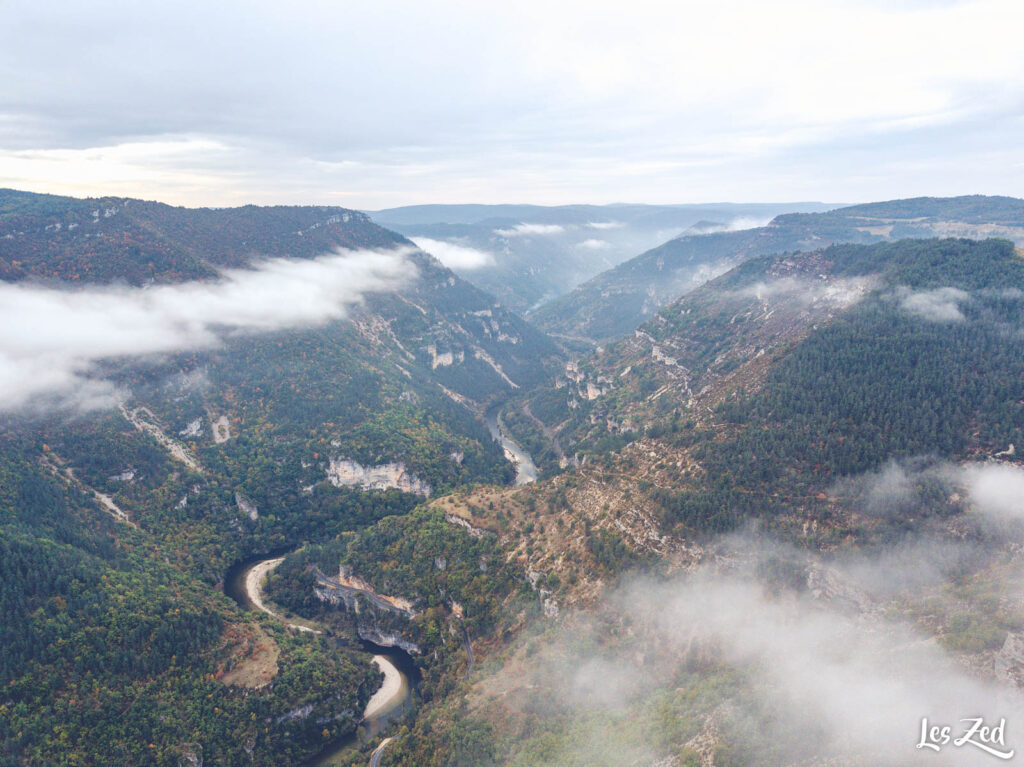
xmin=917 ymin=717 xmax=1015 ymax=760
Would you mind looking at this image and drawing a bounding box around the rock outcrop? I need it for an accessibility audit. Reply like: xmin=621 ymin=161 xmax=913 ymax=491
xmin=326 ymin=458 xmax=432 ymax=496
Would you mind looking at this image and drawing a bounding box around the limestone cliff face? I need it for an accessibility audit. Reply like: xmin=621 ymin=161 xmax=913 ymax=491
xmin=326 ymin=457 xmax=432 ymax=496
xmin=312 ymin=566 xmax=422 ymax=654
xmin=356 ymin=626 xmax=422 ymax=655
xmin=234 ymin=492 xmax=258 ymax=521
xmin=312 ymin=566 xmax=417 ymax=617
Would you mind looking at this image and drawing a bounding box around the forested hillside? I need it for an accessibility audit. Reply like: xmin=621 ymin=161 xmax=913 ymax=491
xmin=0 ymin=429 xmax=380 ymax=766
xmin=533 ymin=195 xmax=1024 ymax=342
xmin=0 ymin=188 xmax=403 ymax=284
xmin=0 ymin=190 xmax=563 ymax=765
xmin=383 ymin=237 xmax=1024 ymax=766
xmin=512 ymin=239 xmax=1024 ymax=500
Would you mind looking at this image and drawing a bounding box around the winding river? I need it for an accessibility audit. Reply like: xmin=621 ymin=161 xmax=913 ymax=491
xmin=219 ymin=409 xmax=535 ymax=762
xmin=485 ymin=406 xmax=538 ymax=485
xmin=224 ymin=554 xmax=417 ymax=765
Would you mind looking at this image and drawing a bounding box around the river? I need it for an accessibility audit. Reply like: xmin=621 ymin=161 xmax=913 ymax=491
xmin=224 ymin=554 xmax=418 ymax=765
xmin=485 ymin=406 xmax=538 ymax=485
xmin=219 ymin=409 xmax=530 ymax=762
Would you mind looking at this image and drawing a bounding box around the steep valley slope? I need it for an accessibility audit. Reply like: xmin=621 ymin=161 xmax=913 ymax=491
xmin=5 ymin=188 xmax=1024 ymax=767
xmin=0 ymin=189 xmax=564 ymax=766
xmin=348 ymin=237 xmax=1024 ymax=767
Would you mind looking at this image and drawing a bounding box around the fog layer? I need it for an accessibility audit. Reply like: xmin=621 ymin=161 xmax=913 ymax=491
xmin=0 ymin=247 xmax=414 ymax=411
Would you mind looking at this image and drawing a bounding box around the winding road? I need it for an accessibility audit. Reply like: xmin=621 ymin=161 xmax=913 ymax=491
xmin=369 ymin=737 xmax=393 ymax=767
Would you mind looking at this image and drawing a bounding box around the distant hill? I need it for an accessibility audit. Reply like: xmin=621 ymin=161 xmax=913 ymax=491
xmin=0 ymin=188 xmax=561 ymax=404
xmin=0 ymin=188 xmax=404 ymax=284
xmin=531 ymin=195 xmax=1024 ymax=342
xmin=369 ymin=201 xmax=835 ymax=314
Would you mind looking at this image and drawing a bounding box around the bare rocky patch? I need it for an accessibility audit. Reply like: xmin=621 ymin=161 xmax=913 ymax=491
xmin=217 ymin=622 xmax=280 ymax=689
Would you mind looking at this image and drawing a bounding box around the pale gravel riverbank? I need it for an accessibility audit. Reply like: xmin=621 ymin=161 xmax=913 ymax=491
xmin=363 ymin=655 xmax=406 ymax=720
xmin=244 ymin=557 xmax=321 ymax=633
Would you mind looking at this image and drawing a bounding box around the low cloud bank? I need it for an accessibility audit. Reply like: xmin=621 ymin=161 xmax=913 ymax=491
xmin=493 ymin=223 xmax=565 ymax=237
xmin=493 ymin=458 xmax=1024 ymax=765
xmin=410 ymin=237 xmax=495 ymax=270
xmin=895 ymin=286 xmax=969 ymax=322
xmin=835 ymin=457 xmax=1024 ymax=524
xmin=689 ymin=216 xmax=773 ymax=234
xmin=618 ymin=567 xmax=1017 ymax=766
xmin=737 ymin=275 xmax=875 ymax=308
xmin=0 ymin=247 xmax=414 ymax=412
xmin=505 ymin=525 xmax=1021 ymax=766
xmin=963 ymin=462 xmax=1024 ymax=522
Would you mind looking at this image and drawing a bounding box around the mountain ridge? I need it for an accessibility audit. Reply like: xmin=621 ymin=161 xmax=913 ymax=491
xmin=532 ymin=194 xmax=1024 ymax=342
xmin=370 ymin=201 xmax=836 ymax=314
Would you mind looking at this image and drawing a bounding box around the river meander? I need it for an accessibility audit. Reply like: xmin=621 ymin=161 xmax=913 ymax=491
xmin=224 ymin=553 xmax=418 ymax=765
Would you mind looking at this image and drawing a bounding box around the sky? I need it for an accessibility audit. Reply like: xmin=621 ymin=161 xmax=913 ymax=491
xmin=1 ymin=0 xmax=1023 ymax=208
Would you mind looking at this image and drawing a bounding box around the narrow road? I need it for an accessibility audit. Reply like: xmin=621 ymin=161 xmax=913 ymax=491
xmin=369 ymin=737 xmax=393 ymax=767
xmin=40 ymin=453 xmax=136 ymax=527
xmin=119 ymin=404 xmax=203 ymax=472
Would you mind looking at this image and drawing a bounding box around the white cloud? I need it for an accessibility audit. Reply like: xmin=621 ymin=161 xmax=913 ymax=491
xmin=620 ymin=570 xmax=1015 ymax=766
xmin=863 ymin=460 xmax=919 ymax=514
xmin=409 ymin=237 xmax=495 ymax=270
xmin=962 ymin=462 xmax=1024 ymax=522
xmin=690 ymin=216 xmax=774 ymax=234
xmin=728 ymin=216 xmax=774 ymax=231
xmin=575 ymin=238 xmax=611 ymax=250
xmin=836 ymin=457 xmax=1024 ymax=525
xmin=0 ymin=247 xmax=414 ymax=411
xmin=586 ymin=221 xmax=624 ymax=230
xmin=738 ymin=276 xmax=875 ymax=308
xmin=493 ymin=223 xmax=566 ymax=237
xmin=506 ymin=535 xmax=1020 ymax=767
xmin=0 ymin=139 xmax=242 ymax=204
xmin=897 ymin=286 xmax=970 ymax=322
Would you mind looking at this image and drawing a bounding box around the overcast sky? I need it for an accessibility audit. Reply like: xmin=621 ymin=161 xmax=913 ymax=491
xmin=1 ymin=0 xmax=1022 ymax=208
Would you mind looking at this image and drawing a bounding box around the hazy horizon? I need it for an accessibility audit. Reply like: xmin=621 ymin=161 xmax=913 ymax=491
xmin=1 ymin=188 xmax=853 ymax=211
xmin=2 ymin=0 xmax=1023 ymax=208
